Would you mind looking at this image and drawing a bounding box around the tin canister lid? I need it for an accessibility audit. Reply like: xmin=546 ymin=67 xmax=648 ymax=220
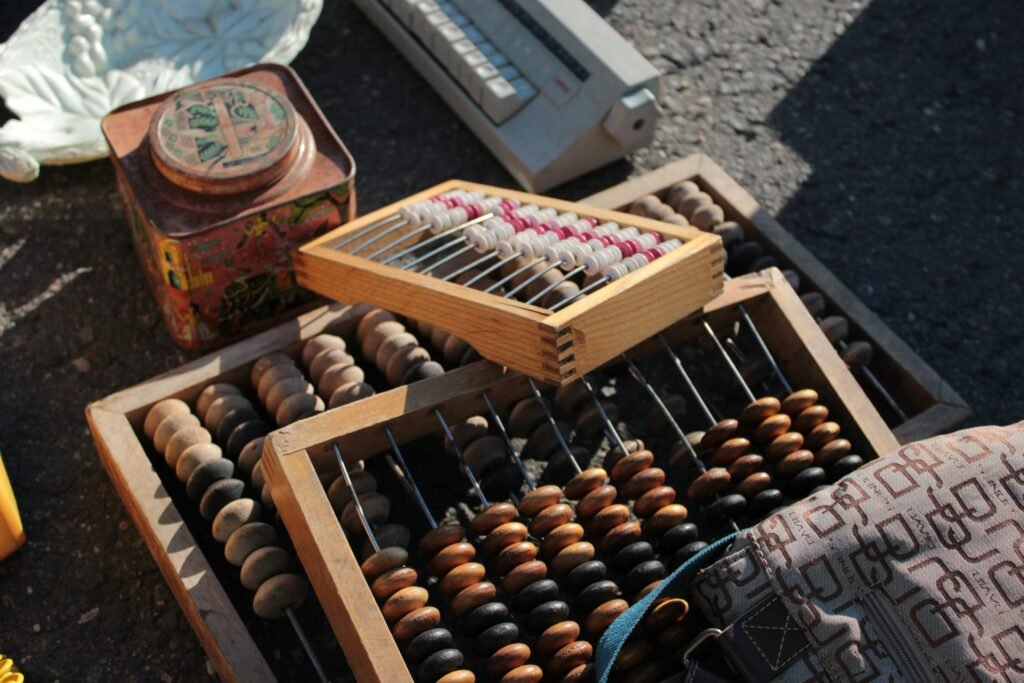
xmin=148 ymin=79 xmax=300 ymax=195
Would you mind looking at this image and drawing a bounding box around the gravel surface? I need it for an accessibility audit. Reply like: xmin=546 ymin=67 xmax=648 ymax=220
xmin=0 ymin=0 xmax=1021 ymax=680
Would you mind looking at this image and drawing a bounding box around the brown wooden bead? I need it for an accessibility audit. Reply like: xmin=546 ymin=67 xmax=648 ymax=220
xmin=371 ymin=566 xmax=417 ymax=601
xmin=252 ymin=573 xmax=308 ymax=619
xmin=554 ymin=381 xmax=591 ymax=418
xmin=450 ymin=581 xmax=497 ymax=616
xmin=816 ymin=438 xmax=852 ymax=467
xmin=574 ymin=401 xmax=618 ymax=440
xmin=495 ymin=541 xmax=538 ymax=575
xmin=842 ymin=341 xmax=874 ymax=369
xmin=794 ymin=404 xmax=829 ymax=433
xmin=464 ymin=436 xmax=507 ymax=478
xmin=319 ymin=363 xmax=364 ymax=398
xmin=819 ymin=315 xmax=849 ymax=345
xmin=309 ymin=348 xmax=355 ymax=385
xmin=502 ymin=559 xmax=547 ymax=594
xmin=754 ymin=413 xmax=792 ymax=442
xmin=385 ymin=345 xmax=430 ymax=387
xmin=500 ymin=665 xmax=543 ymax=683
xmin=636 ymin=581 xmax=663 ymax=601
xmin=728 ymin=454 xmax=764 ymax=480
xmin=438 ymin=671 xmax=476 ymax=683
xmin=517 ymin=485 xmax=562 ymax=517
xmin=644 ymin=597 xmax=689 ymax=631
xmin=443 ymin=415 xmax=489 ymax=454
xmin=439 ymin=562 xmax=485 ymax=598
xmin=657 ymin=621 xmax=693 ymax=648
xmin=586 ymin=598 xmax=628 ymax=634
xmin=736 ymin=472 xmax=773 ymax=497
xmin=355 ymin=308 xmax=395 ymax=340
xmin=777 ymin=449 xmax=815 ymax=477
xmin=327 ymin=382 xmax=372 ymax=410
xmin=560 ymin=663 xmax=592 ymax=683
xmin=781 ymin=389 xmax=819 ymax=416
xmin=630 ymin=195 xmax=661 ymax=217
xmin=540 ymin=523 xmax=584 ymax=558
xmin=393 ymin=606 xmax=441 ymax=641
xmin=711 ymin=437 xmax=750 ymax=466
xmin=805 ymin=421 xmax=841 ymax=450
xmin=482 ymin=522 xmax=529 ymax=556
xmin=701 ymin=419 xmax=739 ymax=451
xmin=680 ymin=191 xmax=712 ymax=216
xmin=687 ymin=468 xmax=731 ymax=502
xmin=327 ymin=469 xmax=377 ymax=514
xmin=530 ymin=503 xmax=573 ymax=537
xmin=601 ymin=522 xmax=642 ymax=554
xmin=666 ymin=181 xmax=701 ymax=211
xmin=250 ymin=353 xmax=293 ymax=389
xmin=604 ymin=439 xmax=645 ymax=471
xmin=646 ymin=504 xmax=688 ymax=535
xmin=153 ymin=413 xmax=201 ymax=454
xmin=552 ymin=542 xmax=595 ymax=575
xmin=428 ymin=542 xmax=476 ymax=577
xmin=740 ymin=396 xmax=781 ymax=424
xmin=766 ymin=432 xmax=805 ymax=460
xmin=801 ymin=291 xmax=826 ymax=317
xmin=360 ymin=320 xmax=405 ymax=361
xmin=486 ymin=644 xmax=532 ymax=680
xmin=419 ymin=524 xmax=466 ymax=556
xmin=549 ymin=641 xmax=593 ymax=676
xmin=633 ymin=486 xmax=676 ymax=518
xmin=589 ymin=504 xmax=629 ymax=537
xmin=381 ymin=586 xmax=429 ymax=623
xmin=341 ymin=492 xmax=389 ymax=534
xmin=376 ymin=331 xmax=419 ymax=369
xmin=256 ymin=365 xmax=302 ymax=404
xmin=611 ymin=450 xmax=654 ymax=483
xmin=360 ymin=546 xmax=407 ymax=582
xmin=471 ymin=502 xmax=518 ymax=535
xmin=615 ymin=640 xmax=653 ymax=671
xmin=691 ymin=203 xmax=724 ymax=230
xmin=508 ymin=397 xmax=549 ymax=437
xmin=536 ymin=621 xmax=580 ymax=656
xmin=576 ymin=485 xmax=617 ymax=519
xmin=622 ymin=467 xmax=666 ymax=498
xmin=145 ymin=398 xmax=192 ymax=439
xmin=301 ymin=333 xmax=345 ymax=368
xmin=564 ymin=468 xmax=607 ymax=500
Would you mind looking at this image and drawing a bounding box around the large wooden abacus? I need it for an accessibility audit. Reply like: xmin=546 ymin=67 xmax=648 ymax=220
xmin=261 ymin=270 xmax=898 ymax=683
xmin=583 ymin=154 xmax=970 ymax=443
xmin=293 ymin=180 xmax=724 ymax=385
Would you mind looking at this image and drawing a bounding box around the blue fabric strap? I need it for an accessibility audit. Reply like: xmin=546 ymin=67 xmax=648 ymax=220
xmin=594 ymin=531 xmax=742 ymax=683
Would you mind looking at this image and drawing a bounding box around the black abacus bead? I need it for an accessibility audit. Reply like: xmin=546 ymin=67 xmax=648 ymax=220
xmin=726 ymin=241 xmax=764 ymax=275
xmin=611 ymin=541 xmax=654 ymax=573
xmin=827 ymin=454 xmax=864 ymax=482
xmin=407 ymin=361 xmax=445 ymax=383
xmin=541 ymin=452 xmax=576 ymax=487
xmin=788 ymin=467 xmax=827 ymax=497
xmin=673 ymin=541 xmax=709 ymax=567
xmin=460 ymin=348 xmax=482 ymax=366
xmin=215 ymin=406 xmax=262 ymax=445
xmin=748 ymin=489 xmax=785 ymax=517
xmin=475 ymin=621 xmax=520 ymax=657
xmin=186 ymin=458 xmax=235 ymax=500
xmin=528 ymin=600 xmax=570 ymax=633
xmin=465 ymin=602 xmax=509 ymax=637
xmin=705 ymin=493 xmax=747 ymax=526
xmin=625 ymin=560 xmax=666 ymax=594
xmin=514 ymin=579 xmax=560 ymax=613
xmin=405 ymin=627 xmax=454 ymax=664
xmin=575 ymin=580 xmax=622 ymax=614
xmin=226 ymin=420 xmax=270 ymax=462
xmin=480 ymin=462 xmax=523 ymax=499
xmin=659 ymin=523 xmax=700 ymax=555
xmin=198 ymin=478 xmax=246 ymax=520
xmin=418 ymin=648 xmax=464 ymax=681
xmin=564 ymin=560 xmax=607 ymax=593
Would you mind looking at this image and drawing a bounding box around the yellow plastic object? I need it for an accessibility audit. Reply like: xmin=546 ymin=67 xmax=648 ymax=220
xmin=0 ymin=655 xmax=24 ymax=683
xmin=0 ymin=451 xmax=25 ymax=560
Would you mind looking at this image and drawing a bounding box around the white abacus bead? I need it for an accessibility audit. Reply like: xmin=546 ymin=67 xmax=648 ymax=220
xmin=522 ymin=234 xmax=559 ymax=258
xmin=618 ymin=227 xmax=641 ymax=239
xmin=464 ymin=190 xmax=486 ymax=203
xmin=594 ymin=222 xmax=621 ymax=236
xmin=470 ymin=228 xmax=500 ymax=252
xmin=604 ymin=263 xmax=632 ymax=280
xmin=495 ymin=240 xmax=521 ymax=259
xmin=622 ymin=253 xmax=651 ymax=271
xmin=658 ymin=238 xmax=684 ymax=255
xmin=568 ymin=219 xmax=593 ymax=233
xmin=634 ymin=233 xmax=660 ymax=250
xmin=583 ymin=246 xmax=622 ymax=275
xmin=560 ymin=241 xmax=592 ymax=269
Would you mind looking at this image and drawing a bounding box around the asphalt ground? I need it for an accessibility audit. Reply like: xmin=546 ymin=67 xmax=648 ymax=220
xmin=0 ymin=0 xmax=1021 ymax=680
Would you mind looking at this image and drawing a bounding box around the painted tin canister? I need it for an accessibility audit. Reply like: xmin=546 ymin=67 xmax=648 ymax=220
xmin=103 ymin=64 xmax=355 ymax=350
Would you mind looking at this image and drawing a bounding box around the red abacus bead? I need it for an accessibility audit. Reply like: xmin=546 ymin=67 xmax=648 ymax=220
xmin=584 ymin=217 xmax=598 ymax=226
xmin=618 ymin=241 xmax=638 ymax=257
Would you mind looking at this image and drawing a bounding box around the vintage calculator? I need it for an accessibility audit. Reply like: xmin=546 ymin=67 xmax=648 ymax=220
xmin=354 ymin=0 xmax=662 ymax=191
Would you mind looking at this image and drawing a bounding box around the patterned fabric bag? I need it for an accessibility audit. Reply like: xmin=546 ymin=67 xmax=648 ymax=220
xmin=596 ymin=422 xmax=1024 ymax=682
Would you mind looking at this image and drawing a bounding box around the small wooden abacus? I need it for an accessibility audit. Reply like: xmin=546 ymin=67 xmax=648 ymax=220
xmin=293 ymin=180 xmax=725 ymax=385
xmin=261 ymin=269 xmax=897 ymax=683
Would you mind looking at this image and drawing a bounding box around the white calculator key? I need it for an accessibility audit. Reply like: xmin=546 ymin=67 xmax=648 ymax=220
xmin=390 ymin=0 xmax=423 ymax=25
xmin=411 ymin=4 xmax=443 ymax=38
xmin=456 ymin=50 xmax=489 ymax=87
xmin=434 ymin=22 xmax=466 ymax=51
xmin=447 ymin=38 xmax=476 ymax=72
xmin=481 ymin=77 xmax=520 ymax=124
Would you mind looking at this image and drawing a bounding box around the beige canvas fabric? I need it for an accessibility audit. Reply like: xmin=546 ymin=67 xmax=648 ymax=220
xmin=691 ymin=422 xmax=1024 ymax=682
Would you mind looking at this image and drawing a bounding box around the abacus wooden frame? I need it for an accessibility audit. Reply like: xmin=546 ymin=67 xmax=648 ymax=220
xmin=294 ymin=180 xmax=725 ymax=386
xmin=260 ymin=269 xmax=900 ymax=683
xmin=582 ymin=154 xmax=971 ymax=443
xmin=85 ymin=301 xmax=374 ymax=683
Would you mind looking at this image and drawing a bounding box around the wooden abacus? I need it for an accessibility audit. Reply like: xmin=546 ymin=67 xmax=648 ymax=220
xmin=293 ymin=180 xmax=725 ymax=385
xmin=261 ymin=269 xmax=898 ymax=683
xmin=583 ymin=154 xmax=970 ymax=443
